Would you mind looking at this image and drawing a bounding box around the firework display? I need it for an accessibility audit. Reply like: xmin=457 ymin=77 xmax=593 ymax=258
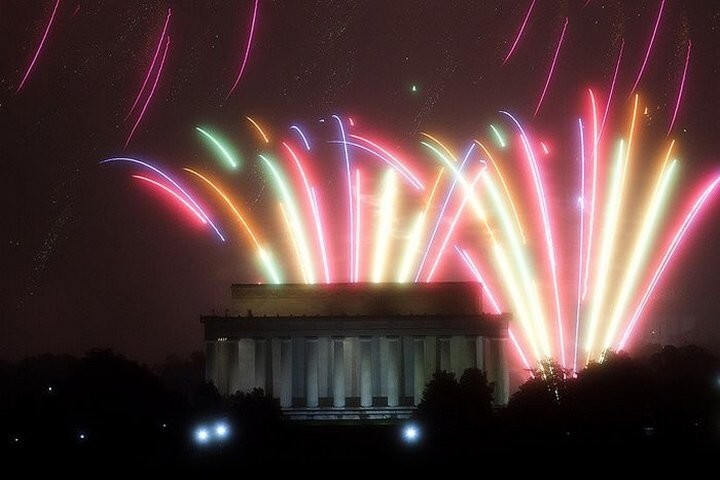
xmin=7 ymin=1 xmax=719 ymax=369
xmin=102 ymin=92 xmax=720 ymax=369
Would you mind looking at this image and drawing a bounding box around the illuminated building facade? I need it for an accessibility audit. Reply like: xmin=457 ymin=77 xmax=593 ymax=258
xmin=202 ymin=282 xmax=509 ymax=420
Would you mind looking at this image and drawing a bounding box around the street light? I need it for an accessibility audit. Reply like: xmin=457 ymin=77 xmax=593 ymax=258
xmin=215 ymin=422 xmax=229 ymax=438
xmin=193 ymin=419 xmax=231 ymax=445
xmin=195 ymin=427 xmax=210 ymax=444
xmin=402 ymin=423 xmax=420 ymax=443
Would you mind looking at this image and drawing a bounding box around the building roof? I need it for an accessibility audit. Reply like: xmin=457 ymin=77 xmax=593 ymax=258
xmin=228 ymin=281 xmax=484 ymax=317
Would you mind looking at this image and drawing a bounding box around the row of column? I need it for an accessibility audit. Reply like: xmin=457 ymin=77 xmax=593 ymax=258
xmin=207 ymin=335 xmax=508 ymax=407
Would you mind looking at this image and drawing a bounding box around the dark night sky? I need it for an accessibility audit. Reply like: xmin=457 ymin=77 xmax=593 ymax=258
xmin=2 ymin=1 xmax=720 ymax=364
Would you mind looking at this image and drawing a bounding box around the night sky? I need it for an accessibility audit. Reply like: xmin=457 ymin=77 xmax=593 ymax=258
xmin=2 ymin=1 xmax=720 ymax=364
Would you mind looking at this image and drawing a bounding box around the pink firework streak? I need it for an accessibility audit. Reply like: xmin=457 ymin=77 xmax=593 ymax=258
xmin=132 ymin=175 xmax=207 ymax=224
xmin=502 ymin=111 xmax=566 ymax=368
xmin=582 ymin=89 xmax=599 ymax=300
xmin=600 ymin=40 xmax=624 ymax=138
xmin=502 ymin=0 xmax=536 ymax=65
xmin=125 ymin=36 xmax=170 ymax=148
xmin=630 ymin=0 xmax=666 ymax=95
xmin=16 ymin=0 xmax=62 ymax=93
xmin=425 ymin=169 xmax=484 ymax=282
xmin=454 ymin=245 xmax=532 ymax=371
xmin=618 ymin=174 xmax=720 ymax=350
xmin=573 ymin=118 xmax=585 ymax=373
xmin=332 ymin=115 xmax=355 ymax=282
xmin=225 ymin=0 xmax=260 ymax=100
xmin=126 ymin=9 xmax=172 ymax=120
xmin=534 ymin=17 xmax=568 ymax=117
xmin=667 ymin=40 xmax=691 ymax=136
xmin=283 ymin=142 xmax=331 ymax=284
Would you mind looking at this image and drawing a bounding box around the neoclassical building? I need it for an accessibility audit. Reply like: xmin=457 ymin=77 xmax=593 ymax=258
xmin=202 ymin=282 xmax=509 ymax=420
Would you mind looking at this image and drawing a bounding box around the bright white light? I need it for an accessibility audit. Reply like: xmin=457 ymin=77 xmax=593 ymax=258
xmin=79 ymin=433 xmax=86 ymax=440
xmin=47 ymin=386 xmax=53 ymax=392
xmin=215 ymin=423 xmax=228 ymax=438
xmin=195 ymin=428 xmax=210 ymax=443
xmin=402 ymin=424 xmax=420 ymax=443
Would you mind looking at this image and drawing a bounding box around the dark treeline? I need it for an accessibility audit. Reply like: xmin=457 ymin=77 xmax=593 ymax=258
xmin=0 ymin=345 xmax=718 ymax=469
xmin=416 ymin=345 xmax=720 ymax=463
xmin=0 ymin=349 xmax=282 ymax=469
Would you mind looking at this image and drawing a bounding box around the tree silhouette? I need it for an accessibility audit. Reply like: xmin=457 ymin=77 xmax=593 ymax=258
xmin=458 ymin=368 xmax=494 ymax=426
xmin=569 ymin=351 xmax=655 ymax=444
xmin=505 ymin=359 xmax=570 ymax=442
xmin=415 ymin=368 xmax=495 ymax=456
xmin=648 ymin=345 xmax=720 ymax=445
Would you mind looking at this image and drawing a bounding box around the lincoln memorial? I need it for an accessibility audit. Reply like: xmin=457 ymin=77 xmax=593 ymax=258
xmin=202 ymin=282 xmax=510 ymax=420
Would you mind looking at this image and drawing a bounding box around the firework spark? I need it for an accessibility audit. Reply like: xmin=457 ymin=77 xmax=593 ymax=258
xmin=534 ymin=17 xmax=568 ymax=117
xmin=125 ymin=36 xmax=171 ymax=148
xmin=502 ymin=0 xmax=536 ymax=65
xmin=126 ymin=9 xmax=172 ymax=120
xmin=226 ymin=0 xmax=260 ymax=100
xmin=630 ymin=0 xmax=666 ymax=95
xmin=667 ymin=40 xmax=691 ymax=136
xmin=17 ymin=0 xmax=62 ymax=93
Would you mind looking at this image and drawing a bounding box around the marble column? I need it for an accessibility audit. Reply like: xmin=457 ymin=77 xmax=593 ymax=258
xmin=475 ymin=336 xmax=485 ymax=372
xmin=465 ymin=336 xmax=477 ymax=371
xmin=216 ymin=341 xmax=231 ymax=395
xmin=486 ymin=337 xmax=509 ymax=405
xmin=387 ymin=336 xmax=400 ymax=407
xmin=439 ymin=336 xmax=451 ymax=372
xmin=305 ymin=337 xmax=319 ymax=408
xmin=333 ymin=337 xmax=345 ymax=408
xmin=237 ymin=338 xmax=255 ymax=392
xmin=280 ymin=338 xmax=293 ymax=408
xmin=226 ymin=341 xmax=240 ymax=395
xmin=360 ymin=337 xmax=373 ymax=407
xmin=205 ymin=341 xmax=217 ymax=389
xmin=413 ymin=336 xmax=426 ymax=405
xmin=254 ymin=338 xmax=268 ymax=393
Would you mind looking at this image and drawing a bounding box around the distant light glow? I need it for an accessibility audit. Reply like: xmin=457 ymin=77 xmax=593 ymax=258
xmin=215 ymin=423 xmax=229 ymax=438
xmin=195 ymin=428 xmax=209 ymax=443
xmin=402 ymin=424 xmax=420 ymax=443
